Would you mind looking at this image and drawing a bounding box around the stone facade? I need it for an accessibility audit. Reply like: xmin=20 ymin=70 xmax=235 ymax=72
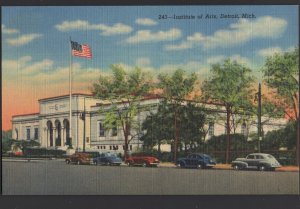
xmin=12 ymin=94 xmax=287 ymax=154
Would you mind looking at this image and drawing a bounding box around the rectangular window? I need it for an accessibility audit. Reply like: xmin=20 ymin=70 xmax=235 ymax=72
xmin=208 ymin=122 xmax=214 ymax=136
xmin=111 ymin=122 xmax=117 ymax=136
xmin=110 ymin=146 xmax=112 ymax=150
xmin=26 ymin=128 xmax=30 ymax=140
xmin=34 ymin=128 xmax=39 ymax=140
xmin=98 ymin=122 xmax=105 ymax=137
xmin=241 ymin=123 xmax=247 ymax=136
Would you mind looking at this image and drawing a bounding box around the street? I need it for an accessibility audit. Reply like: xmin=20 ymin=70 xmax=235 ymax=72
xmin=2 ymin=160 xmax=299 ymax=195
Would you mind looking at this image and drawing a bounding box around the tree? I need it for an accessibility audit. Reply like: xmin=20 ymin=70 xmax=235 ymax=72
xmin=262 ymin=47 xmax=299 ymax=165
xmin=140 ymin=102 xmax=174 ymax=156
xmin=157 ymin=69 xmax=197 ymax=161
xmin=178 ymin=103 xmax=207 ymax=153
xmin=206 ymin=133 xmax=252 ymax=163
xmin=140 ymin=102 xmax=207 ymax=156
xmin=92 ymin=65 xmax=153 ymax=159
xmin=201 ymin=59 xmax=255 ymax=163
xmin=2 ymin=130 xmax=13 ymax=152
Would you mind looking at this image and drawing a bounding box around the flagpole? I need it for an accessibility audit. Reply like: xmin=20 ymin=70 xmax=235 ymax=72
xmin=69 ymin=37 xmax=73 ymax=150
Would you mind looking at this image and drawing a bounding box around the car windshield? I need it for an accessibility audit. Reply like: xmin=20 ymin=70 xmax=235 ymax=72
xmin=267 ymin=155 xmax=275 ymax=159
xmin=87 ymin=152 xmax=100 ymax=158
xmin=104 ymin=153 xmax=117 ymax=158
xmin=202 ymin=154 xmax=211 ymax=160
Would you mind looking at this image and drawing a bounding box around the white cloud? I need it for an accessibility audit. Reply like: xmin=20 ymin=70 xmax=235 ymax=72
xmin=164 ymin=16 xmax=287 ymax=51
xmin=206 ymin=55 xmax=226 ymax=64
xmin=55 ymin=20 xmax=91 ymax=31
xmin=206 ymin=54 xmax=252 ymax=67
xmin=257 ymin=46 xmax=284 ymax=57
xmin=3 ymin=56 xmax=52 ymax=78
xmin=229 ymin=54 xmax=252 ymax=66
xmin=6 ymin=34 xmax=43 ymax=46
xmin=135 ymin=57 xmax=151 ymax=66
xmin=135 ymin=18 xmax=158 ymax=26
xmin=2 ymin=24 xmax=19 ymax=34
xmin=2 ymin=57 xmax=104 ymax=91
xmin=164 ymin=42 xmax=192 ymax=51
xmin=203 ymin=16 xmax=287 ymax=49
xmin=22 ymin=59 xmax=54 ymax=75
xmin=55 ymin=20 xmax=132 ymax=35
xmin=98 ymin=23 xmax=133 ymax=36
xmin=187 ymin=32 xmax=205 ymax=42
xmin=125 ymin=28 xmax=181 ymax=44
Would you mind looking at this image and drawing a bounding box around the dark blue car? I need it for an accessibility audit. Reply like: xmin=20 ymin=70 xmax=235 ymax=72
xmin=176 ymin=153 xmax=216 ymax=169
xmin=93 ymin=152 xmax=122 ymax=166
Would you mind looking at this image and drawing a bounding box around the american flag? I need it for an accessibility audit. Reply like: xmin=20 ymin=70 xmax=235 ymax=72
xmin=71 ymin=41 xmax=92 ymax=59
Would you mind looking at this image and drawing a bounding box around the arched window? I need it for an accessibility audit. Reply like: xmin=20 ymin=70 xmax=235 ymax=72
xmin=15 ymin=128 xmax=18 ymax=140
xmin=208 ymin=122 xmax=214 ymax=136
xmin=241 ymin=123 xmax=247 ymax=136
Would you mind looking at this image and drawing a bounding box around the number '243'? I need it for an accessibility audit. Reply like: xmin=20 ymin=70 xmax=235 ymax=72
xmin=158 ymin=15 xmax=168 ymax=19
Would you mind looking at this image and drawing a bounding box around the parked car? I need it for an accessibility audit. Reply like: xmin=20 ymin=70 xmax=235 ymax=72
xmin=93 ymin=152 xmax=122 ymax=166
xmin=125 ymin=153 xmax=160 ymax=167
xmin=65 ymin=152 xmax=92 ymax=165
xmin=176 ymin=153 xmax=216 ymax=169
xmin=231 ymin=153 xmax=281 ymax=171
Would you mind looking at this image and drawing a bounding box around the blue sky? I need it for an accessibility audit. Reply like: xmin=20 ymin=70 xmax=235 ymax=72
xmin=3 ymin=6 xmax=298 ymax=73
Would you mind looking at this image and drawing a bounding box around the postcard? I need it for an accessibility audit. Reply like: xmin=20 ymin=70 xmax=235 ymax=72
xmin=2 ymin=5 xmax=299 ymax=195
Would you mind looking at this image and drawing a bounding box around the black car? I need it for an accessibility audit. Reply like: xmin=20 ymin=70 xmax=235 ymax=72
xmin=93 ymin=152 xmax=122 ymax=166
xmin=176 ymin=153 xmax=216 ymax=169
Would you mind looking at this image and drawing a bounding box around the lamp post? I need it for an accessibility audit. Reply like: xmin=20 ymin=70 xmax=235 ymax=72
xmin=257 ymin=83 xmax=262 ymax=153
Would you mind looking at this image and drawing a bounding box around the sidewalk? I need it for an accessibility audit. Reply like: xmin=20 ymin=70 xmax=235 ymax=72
xmin=159 ymin=162 xmax=299 ymax=172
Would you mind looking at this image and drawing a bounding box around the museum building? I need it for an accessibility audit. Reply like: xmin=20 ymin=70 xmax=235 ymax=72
xmin=11 ymin=93 xmax=287 ymax=154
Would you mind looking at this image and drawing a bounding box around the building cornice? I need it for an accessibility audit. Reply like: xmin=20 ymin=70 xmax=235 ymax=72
xmin=38 ymin=93 xmax=94 ymax=102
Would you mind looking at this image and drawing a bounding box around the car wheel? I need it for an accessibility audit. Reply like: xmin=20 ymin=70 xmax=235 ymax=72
xmin=77 ymin=161 xmax=81 ymax=165
xmin=142 ymin=162 xmax=147 ymax=167
xmin=66 ymin=160 xmax=70 ymax=164
xmin=233 ymin=164 xmax=240 ymax=170
xmin=258 ymin=165 xmax=267 ymax=171
xmin=196 ymin=164 xmax=203 ymax=169
xmin=179 ymin=162 xmax=185 ymax=168
xmin=106 ymin=162 xmax=111 ymax=166
xmin=127 ymin=162 xmax=132 ymax=167
xmin=269 ymin=167 xmax=275 ymax=171
xmin=94 ymin=161 xmax=98 ymax=166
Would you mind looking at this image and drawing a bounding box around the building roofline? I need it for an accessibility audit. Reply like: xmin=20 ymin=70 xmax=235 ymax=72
xmin=90 ymin=94 xmax=162 ymax=108
xmin=12 ymin=112 xmax=40 ymax=118
xmin=38 ymin=93 xmax=93 ymax=102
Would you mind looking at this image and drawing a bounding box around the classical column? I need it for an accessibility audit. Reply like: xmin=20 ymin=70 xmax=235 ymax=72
xmin=53 ymin=127 xmax=57 ymax=147
xmin=62 ymin=126 xmax=65 ymax=147
xmin=44 ymin=127 xmax=47 ymax=147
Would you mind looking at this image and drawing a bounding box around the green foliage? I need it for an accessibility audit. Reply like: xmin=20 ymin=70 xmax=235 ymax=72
xmin=201 ymin=59 xmax=255 ymax=163
xmin=157 ymin=69 xmax=198 ymax=160
xmin=205 ymin=134 xmax=252 ymax=152
xmin=2 ymin=130 xmax=13 ymax=152
xmin=201 ymin=59 xmax=255 ymax=110
xmin=262 ymin=48 xmax=299 ymax=112
xmin=92 ymin=65 xmax=153 ymax=157
xmin=261 ymin=121 xmax=297 ymax=150
xmin=178 ymin=103 xmax=207 ymax=145
xmin=23 ymin=147 xmax=66 ymax=158
xmin=140 ymin=102 xmax=174 ymax=147
xmin=140 ymin=102 xmax=207 ymax=152
xmin=158 ymin=69 xmax=197 ymax=101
